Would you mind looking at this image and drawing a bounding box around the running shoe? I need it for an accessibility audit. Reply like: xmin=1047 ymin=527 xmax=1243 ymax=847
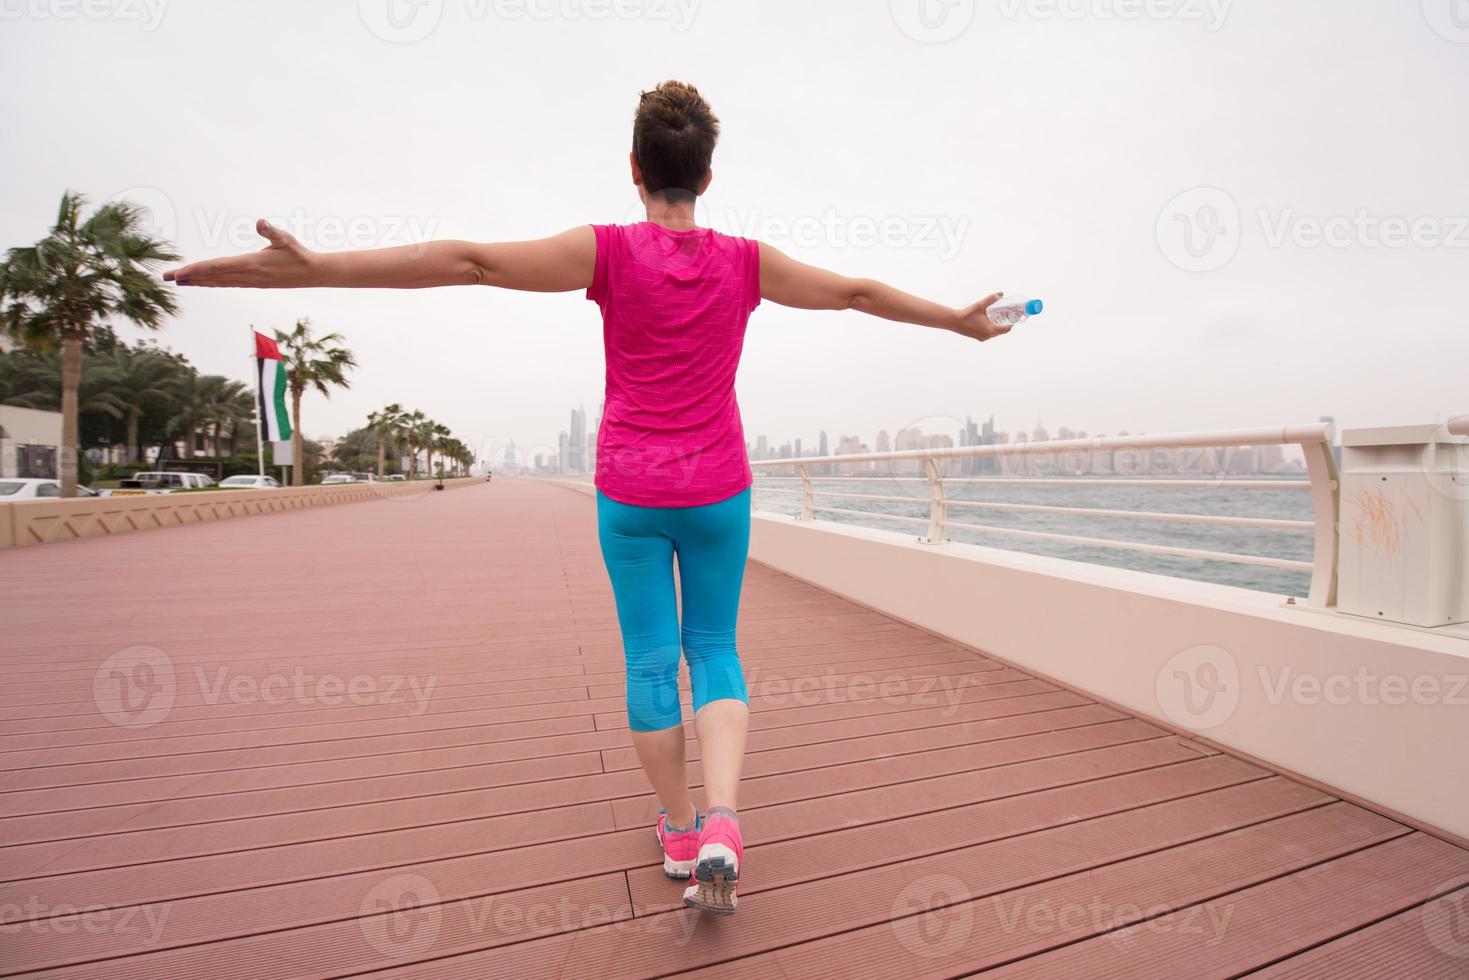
xmin=682 ymin=806 xmax=742 ymax=915
xmin=656 ymin=808 xmax=701 ymax=879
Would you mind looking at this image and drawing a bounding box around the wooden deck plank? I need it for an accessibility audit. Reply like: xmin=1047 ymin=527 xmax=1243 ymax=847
xmin=363 ymin=801 xmax=1402 ymax=979
xmin=0 ymin=734 xmax=1195 ymax=912
xmin=0 ymin=704 xmax=1123 ymax=849
xmin=0 ymin=748 xmax=1244 ymax=972
xmin=1242 ymin=885 xmax=1469 ymax=979
xmin=0 ymin=478 xmax=1461 ymax=979
xmin=0 ymin=690 xmax=1088 ymax=802
xmin=979 ymin=833 xmax=1469 ymax=979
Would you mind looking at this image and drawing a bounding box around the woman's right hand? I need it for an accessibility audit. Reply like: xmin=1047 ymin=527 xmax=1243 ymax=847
xmin=165 ymin=219 xmax=319 ymax=288
xmin=951 ymin=293 xmax=1012 ymax=342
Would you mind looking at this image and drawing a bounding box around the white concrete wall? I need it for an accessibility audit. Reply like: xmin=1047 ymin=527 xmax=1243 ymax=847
xmin=748 ymin=513 xmax=1469 ymax=842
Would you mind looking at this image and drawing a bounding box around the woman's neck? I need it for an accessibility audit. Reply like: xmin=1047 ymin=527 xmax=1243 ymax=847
xmin=643 ymin=190 xmax=700 ymax=231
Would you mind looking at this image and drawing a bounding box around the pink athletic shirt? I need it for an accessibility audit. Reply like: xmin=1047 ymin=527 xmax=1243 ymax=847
xmin=587 ymin=222 xmax=761 ymax=508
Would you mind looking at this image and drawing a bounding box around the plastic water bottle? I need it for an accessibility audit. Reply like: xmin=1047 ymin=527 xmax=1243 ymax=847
xmin=989 ymin=296 xmax=1044 ymax=327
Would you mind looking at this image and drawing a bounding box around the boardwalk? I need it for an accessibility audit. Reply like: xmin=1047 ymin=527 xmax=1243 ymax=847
xmin=2 ymin=479 xmax=1467 ymax=978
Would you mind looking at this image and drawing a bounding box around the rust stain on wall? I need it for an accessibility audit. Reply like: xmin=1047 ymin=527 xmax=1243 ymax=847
xmin=1346 ymin=487 xmax=1405 ymax=557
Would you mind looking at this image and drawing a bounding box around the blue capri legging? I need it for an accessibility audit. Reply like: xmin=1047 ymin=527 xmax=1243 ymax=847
xmin=596 ymin=487 xmax=751 ymax=731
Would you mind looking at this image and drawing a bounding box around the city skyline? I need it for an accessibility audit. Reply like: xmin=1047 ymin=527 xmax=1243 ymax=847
xmin=504 ymin=406 xmax=1303 ymax=476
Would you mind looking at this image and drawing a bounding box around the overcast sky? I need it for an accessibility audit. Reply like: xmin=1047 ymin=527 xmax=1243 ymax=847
xmin=2 ymin=1 xmax=1465 ymax=464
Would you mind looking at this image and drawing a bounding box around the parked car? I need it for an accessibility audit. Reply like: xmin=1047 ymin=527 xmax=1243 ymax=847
xmin=383 ymin=474 xmax=407 ymax=481
xmin=0 ymin=479 xmax=99 ymax=500
xmin=320 ymin=474 xmax=358 ymax=485
xmin=218 ymin=475 xmax=282 ymax=489
xmin=101 ymin=472 xmax=216 ymax=496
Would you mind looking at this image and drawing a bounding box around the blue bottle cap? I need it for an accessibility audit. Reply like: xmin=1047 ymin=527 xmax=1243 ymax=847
xmin=1025 ymin=299 xmax=1044 ymax=316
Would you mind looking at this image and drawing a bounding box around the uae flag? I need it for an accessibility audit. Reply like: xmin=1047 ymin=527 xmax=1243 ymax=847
xmin=254 ymin=331 xmax=294 ymax=441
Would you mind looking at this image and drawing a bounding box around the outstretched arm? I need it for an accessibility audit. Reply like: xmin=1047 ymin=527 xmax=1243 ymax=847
xmin=165 ymin=220 xmax=595 ymax=292
xmin=758 ymin=242 xmax=1010 ymax=343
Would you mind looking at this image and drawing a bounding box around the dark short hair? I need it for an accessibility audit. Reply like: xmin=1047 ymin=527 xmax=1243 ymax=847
xmin=632 ymin=81 xmax=720 ymax=196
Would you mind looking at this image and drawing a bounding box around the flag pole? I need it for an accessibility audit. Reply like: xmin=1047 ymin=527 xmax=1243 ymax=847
xmin=250 ymin=326 xmax=266 ymax=479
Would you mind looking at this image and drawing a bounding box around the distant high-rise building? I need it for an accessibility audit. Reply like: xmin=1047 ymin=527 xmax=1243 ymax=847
xmin=567 ymin=406 xmax=587 ymax=473
xmin=1258 ymin=443 xmax=1285 ymax=472
xmin=755 ymin=434 xmax=769 ymax=460
xmin=819 ymin=430 xmax=829 ymax=456
xmin=794 ymin=438 xmax=802 ymax=459
xmin=557 ymin=431 xmax=569 ymax=474
xmin=589 ymin=407 xmax=602 ymax=469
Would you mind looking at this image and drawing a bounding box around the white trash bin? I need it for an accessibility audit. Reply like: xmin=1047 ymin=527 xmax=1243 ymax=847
xmin=1337 ymin=424 xmax=1469 ymax=627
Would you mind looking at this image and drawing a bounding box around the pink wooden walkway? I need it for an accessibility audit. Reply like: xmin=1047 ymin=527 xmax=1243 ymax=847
xmin=2 ymin=479 xmax=1466 ymax=978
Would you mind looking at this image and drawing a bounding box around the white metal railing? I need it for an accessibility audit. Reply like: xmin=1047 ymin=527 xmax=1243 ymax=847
xmin=750 ymin=424 xmax=1340 ymax=607
xmin=1449 ymin=415 xmax=1469 ymax=437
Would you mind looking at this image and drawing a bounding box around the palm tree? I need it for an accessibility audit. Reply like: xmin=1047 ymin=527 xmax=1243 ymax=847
xmin=442 ymin=438 xmax=473 ymax=476
xmin=196 ymin=375 xmax=250 ymax=456
xmin=94 ymin=345 xmax=181 ymax=463
xmin=403 ymin=409 xmax=427 ymax=479
xmin=165 ymin=371 xmax=212 ymax=461
xmin=366 ymin=403 xmax=405 ymax=477
xmin=219 ymin=385 xmax=256 ymax=460
xmin=413 ymin=416 xmax=442 ymax=479
xmin=427 ymin=421 xmax=451 ymax=478
xmin=2 ymin=347 xmax=129 ymax=441
xmin=275 ymin=319 xmax=355 ymax=485
xmin=0 ymin=191 xmax=178 ymax=495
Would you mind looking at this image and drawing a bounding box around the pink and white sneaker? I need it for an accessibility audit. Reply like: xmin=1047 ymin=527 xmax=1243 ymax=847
xmin=682 ymin=806 xmax=742 ymax=915
xmin=656 ymin=809 xmax=701 ymax=879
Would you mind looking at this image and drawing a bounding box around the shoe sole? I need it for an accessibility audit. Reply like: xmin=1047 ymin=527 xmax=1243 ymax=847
xmin=662 ymin=855 xmax=695 ymax=879
xmin=682 ymin=851 xmax=739 ymax=915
